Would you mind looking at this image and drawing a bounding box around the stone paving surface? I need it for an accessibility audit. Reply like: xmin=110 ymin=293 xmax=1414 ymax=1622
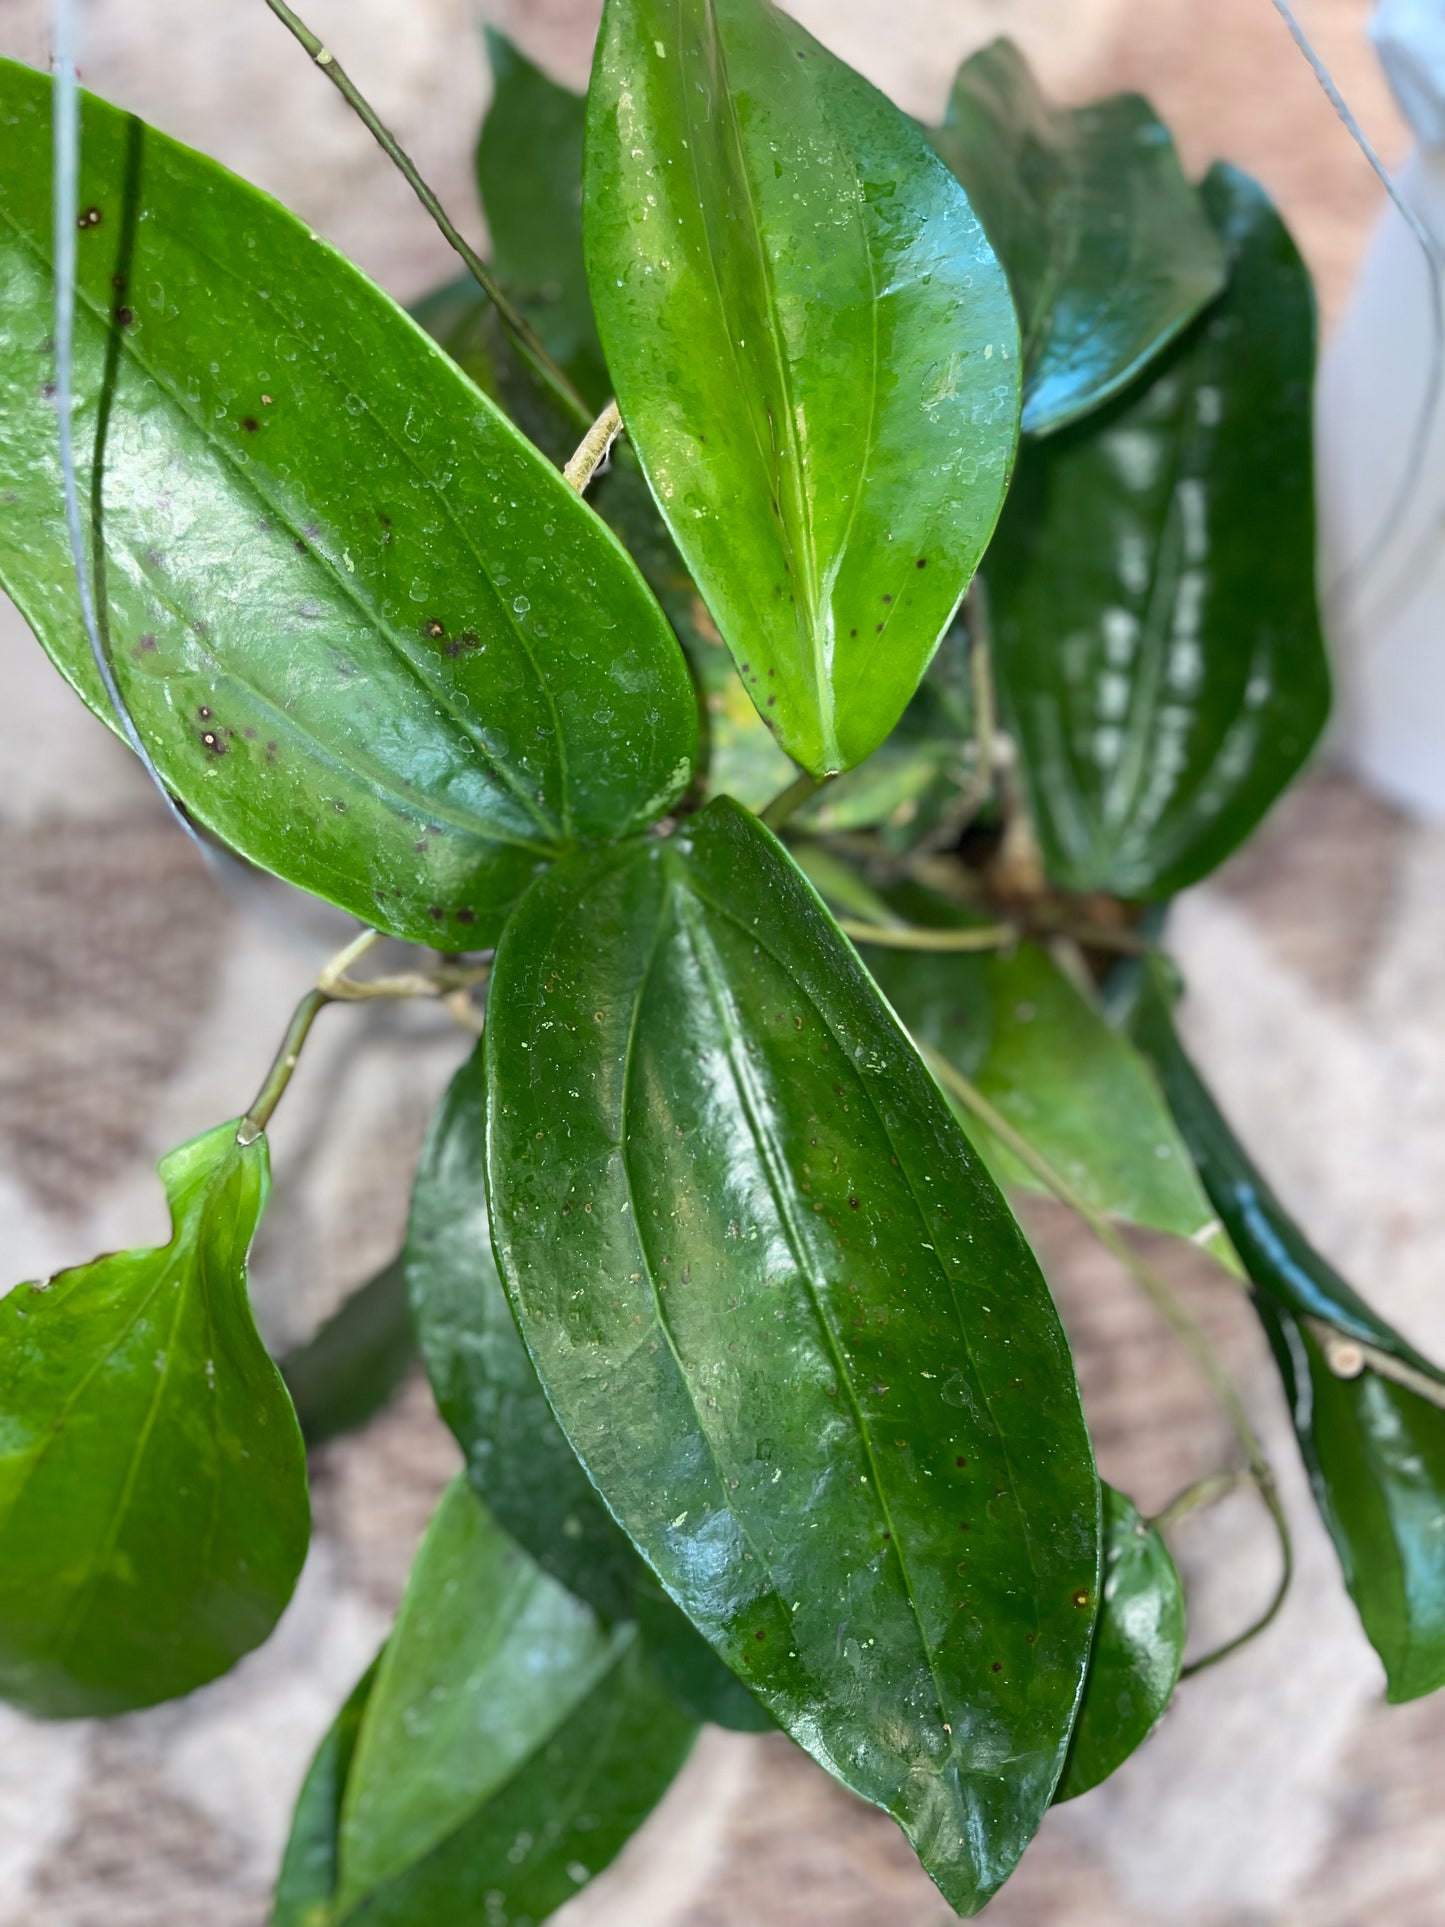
xmin=1 ymin=2 xmax=1440 ymax=1922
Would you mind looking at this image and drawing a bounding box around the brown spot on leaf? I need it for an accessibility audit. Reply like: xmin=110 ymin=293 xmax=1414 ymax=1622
xmin=241 ymin=416 xmax=259 ymax=434
xmin=77 ymin=206 xmax=102 ymax=229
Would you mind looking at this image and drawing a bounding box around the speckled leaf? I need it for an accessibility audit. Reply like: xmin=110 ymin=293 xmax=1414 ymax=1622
xmin=0 ymin=59 xmax=696 ymax=946
xmin=0 ymin=1121 xmax=308 ymax=1717
xmin=296 ymin=1479 xmax=695 ymax=1924
xmin=280 ymin=1257 xmax=414 ymax=1446
xmin=1056 ymin=1485 xmax=1184 ymax=1800
xmin=933 ymin=39 xmax=1226 ymax=436
xmin=987 ymin=165 xmax=1329 ymax=899
xmin=584 ymin=0 xmax=1020 ymax=777
xmin=848 ymin=881 xmax=1221 ymax=1248
xmin=406 ymin=1049 xmax=638 ymax=1625
xmin=485 ymin=796 xmax=1100 ymax=1916
xmin=477 ymin=32 xmax=609 ymax=409
xmin=1131 ymin=962 xmax=1445 ymax=1702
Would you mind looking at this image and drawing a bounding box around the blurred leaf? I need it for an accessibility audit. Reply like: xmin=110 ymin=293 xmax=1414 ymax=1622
xmin=280 ymin=1258 xmax=415 ymax=1446
xmin=1056 ymin=1485 xmax=1184 ymax=1800
xmin=485 ymin=797 xmax=1099 ymax=1916
xmin=987 ymin=164 xmax=1329 ymax=899
xmin=1131 ymin=961 xmax=1445 ymax=1702
xmin=277 ymin=1479 xmax=696 ymax=1924
xmin=272 ymin=1658 xmax=379 ymax=1927
xmin=856 ymin=880 xmax=1223 ymax=1250
xmin=0 ymin=1122 xmax=308 ymax=1716
xmin=634 ymin=1573 xmax=774 ymax=1732
xmin=476 ymin=32 xmax=609 ymax=408
xmin=0 ymin=59 xmax=695 ymax=946
xmin=934 ymin=39 xmax=1226 ymax=435
xmin=584 ymin=0 xmax=1020 ymax=776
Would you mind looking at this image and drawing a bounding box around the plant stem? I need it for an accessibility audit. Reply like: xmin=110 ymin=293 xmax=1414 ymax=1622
xmin=1149 ymin=1471 xmax=1251 ymax=1534
xmin=919 ymin=1043 xmax=1293 ymax=1674
xmin=761 ymin=771 xmax=825 ymax=832
xmin=1305 ymin=1317 xmax=1445 ymax=1410
xmin=564 ymin=401 xmax=624 ymax=493
xmin=237 ymin=928 xmax=491 ymax=1142
xmin=238 ymin=988 xmax=330 ymax=1145
xmin=260 ymin=0 xmax=592 ymax=430
xmin=838 ymin=919 xmax=1017 ymax=954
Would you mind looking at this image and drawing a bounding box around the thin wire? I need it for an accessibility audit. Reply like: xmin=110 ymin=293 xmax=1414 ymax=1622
xmin=1270 ymin=0 xmax=1445 ymax=603
xmin=51 ymin=0 xmax=208 ymax=854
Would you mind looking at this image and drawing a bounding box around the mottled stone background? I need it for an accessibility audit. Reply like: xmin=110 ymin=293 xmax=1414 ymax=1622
xmin=1 ymin=2 xmax=1442 ymax=1923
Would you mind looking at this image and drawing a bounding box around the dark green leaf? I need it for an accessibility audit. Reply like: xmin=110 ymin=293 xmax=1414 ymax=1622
xmin=272 ymin=1658 xmax=380 ymax=1927
xmin=987 ymin=164 xmax=1330 ymax=899
xmin=584 ymin=0 xmax=1020 ymax=777
xmin=477 ymin=33 xmax=609 ymax=409
xmin=1056 ymin=1485 xmax=1184 ymax=1800
xmin=1130 ymin=963 xmax=1445 ymax=1702
xmin=281 ymin=1478 xmax=696 ymax=1924
xmin=485 ymin=796 xmax=1099 ymax=1915
xmin=849 ymin=881 xmax=1223 ymax=1250
xmin=407 ymin=1047 xmax=777 ymax=1731
xmin=280 ymin=1258 xmax=415 ymax=1446
xmin=634 ymin=1573 xmax=774 ymax=1731
xmin=933 ymin=39 xmax=1226 ymax=436
xmin=0 ymin=1121 xmax=308 ymax=1717
xmin=406 ymin=1049 xmax=638 ymax=1625
xmin=0 ymin=60 xmax=696 ymax=946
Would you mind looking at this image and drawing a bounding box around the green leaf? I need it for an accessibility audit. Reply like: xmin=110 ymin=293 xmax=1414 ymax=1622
xmin=283 ymin=1479 xmax=696 ymax=1924
xmin=272 ymin=1658 xmax=380 ymax=1927
xmin=933 ymin=39 xmax=1226 ymax=436
xmin=583 ymin=0 xmax=1021 ymax=777
xmin=0 ymin=1121 xmax=308 ymax=1717
xmin=337 ymin=1480 xmax=622 ymax=1907
xmin=406 ymin=1049 xmax=639 ymax=1626
xmin=1056 ymin=1485 xmax=1184 ymax=1801
xmin=987 ymin=164 xmax=1329 ymax=899
xmin=1130 ymin=963 xmax=1445 ymax=1702
xmin=407 ymin=1047 xmax=777 ymax=1731
xmin=485 ymin=796 xmax=1099 ymax=1916
xmin=850 ymin=882 xmax=1222 ymax=1249
xmin=0 ymin=59 xmax=696 ymax=947
xmin=280 ymin=1258 xmax=415 ymax=1446
xmin=477 ymin=33 xmax=609 ymax=409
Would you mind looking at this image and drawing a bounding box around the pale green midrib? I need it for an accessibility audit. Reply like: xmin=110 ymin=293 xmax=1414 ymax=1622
xmin=46 ymin=1153 xmax=251 ymax=1673
xmin=0 ymin=203 xmax=567 ymax=848
xmin=694 ymin=2 xmax=836 ymax=765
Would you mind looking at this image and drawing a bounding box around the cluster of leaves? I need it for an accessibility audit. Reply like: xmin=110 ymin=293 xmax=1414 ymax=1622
xmin=0 ymin=3 xmax=1442 ymax=1920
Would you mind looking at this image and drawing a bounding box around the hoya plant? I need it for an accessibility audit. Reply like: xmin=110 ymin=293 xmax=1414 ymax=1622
xmin=1 ymin=3 xmax=1441 ymax=1919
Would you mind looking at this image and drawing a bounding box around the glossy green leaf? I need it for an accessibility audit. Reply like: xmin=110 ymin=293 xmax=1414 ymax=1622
xmin=485 ymin=796 xmax=1099 ymax=1915
xmin=0 ymin=1120 xmax=308 ymax=1717
xmin=406 ymin=1050 xmax=638 ymax=1625
xmin=1056 ymin=1485 xmax=1184 ymax=1800
xmin=283 ymin=1479 xmax=696 ymax=1925
xmin=987 ymin=164 xmax=1330 ymax=899
xmin=272 ymin=1659 xmax=379 ymax=1927
xmin=933 ymin=39 xmax=1226 ymax=436
xmin=337 ymin=1479 xmax=621 ymax=1907
xmin=280 ymin=1258 xmax=415 ymax=1446
xmin=407 ymin=1047 xmax=777 ymax=1730
xmin=0 ymin=59 xmax=696 ymax=946
xmin=584 ymin=0 xmax=1020 ymax=777
xmin=1131 ymin=963 xmax=1445 ymax=1702
xmin=850 ymin=882 xmax=1222 ymax=1249
xmin=477 ymin=33 xmax=609 ymax=409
